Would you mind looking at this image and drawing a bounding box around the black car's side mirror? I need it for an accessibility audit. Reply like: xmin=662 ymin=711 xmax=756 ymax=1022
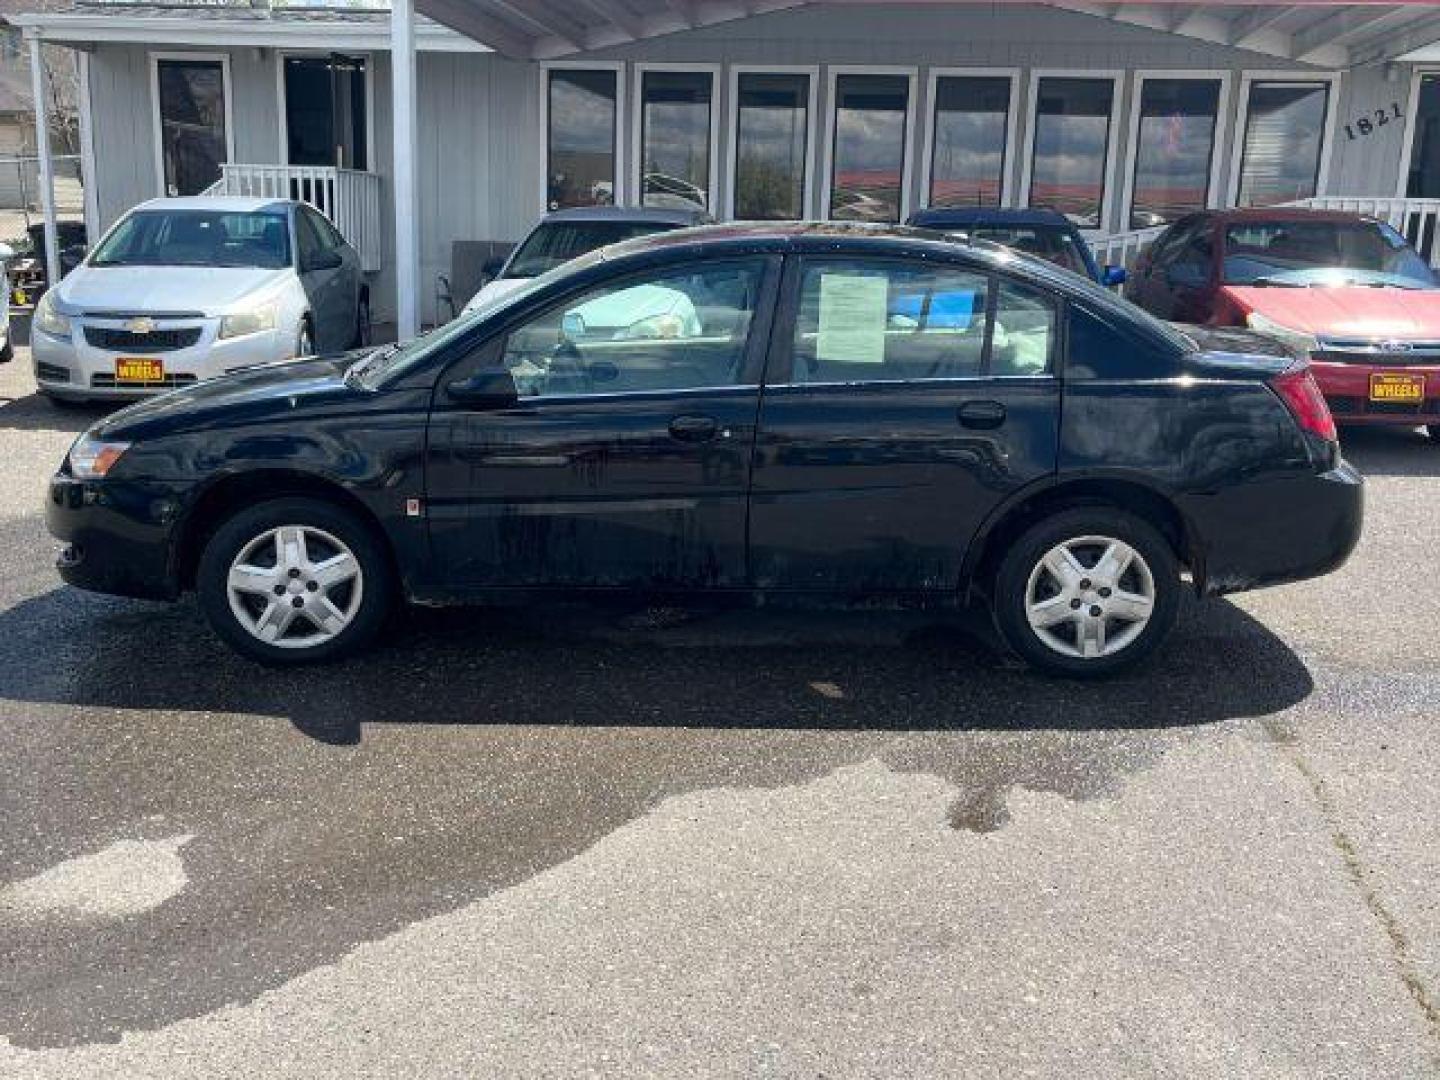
xmin=446 ymin=368 xmax=519 ymax=410
xmin=480 ymin=256 xmax=505 ymax=282
xmin=302 ymin=249 xmax=344 ymax=273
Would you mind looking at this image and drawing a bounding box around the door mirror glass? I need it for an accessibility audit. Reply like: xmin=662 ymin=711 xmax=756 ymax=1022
xmin=447 ymin=368 xmax=519 ymax=409
xmin=303 ymin=248 xmax=343 ymax=273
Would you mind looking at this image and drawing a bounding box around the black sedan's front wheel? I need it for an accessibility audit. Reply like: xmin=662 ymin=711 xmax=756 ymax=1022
xmin=992 ymin=508 xmax=1180 ymax=678
xmin=196 ymin=497 xmax=393 ymax=665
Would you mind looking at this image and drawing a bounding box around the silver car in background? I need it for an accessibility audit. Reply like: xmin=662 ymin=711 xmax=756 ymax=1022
xmin=32 ymin=196 xmax=368 ymax=404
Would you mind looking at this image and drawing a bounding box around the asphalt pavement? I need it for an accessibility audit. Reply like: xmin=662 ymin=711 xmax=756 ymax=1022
xmin=0 ymin=351 xmax=1437 ymax=1078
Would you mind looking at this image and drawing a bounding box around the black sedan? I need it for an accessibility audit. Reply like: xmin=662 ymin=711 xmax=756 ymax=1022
xmin=47 ymin=224 xmax=1363 ymax=676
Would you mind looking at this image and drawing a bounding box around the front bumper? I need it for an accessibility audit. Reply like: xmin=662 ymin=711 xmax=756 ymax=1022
xmin=46 ymin=472 xmax=183 ymax=600
xmin=1311 ymin=360 xmax=1440 ymax=426
xmin=33 ymin=319 xmax=291 ymax=401
xmin=1180 ymin=461 xmax=1364 ymax=596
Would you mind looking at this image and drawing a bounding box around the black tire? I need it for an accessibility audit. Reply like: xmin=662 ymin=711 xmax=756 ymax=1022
xmin=196 ymin=496 xmax=393 ymax=666
xmin=0 ymin=339 xmax=13 ymax=363
xmin=1427 ymin=424 xmax=1440 ymax=443
xmin=296 ymin=318 xmax=315 ymax=358
xmin=350 ymin=295 xmax=372 ymax=349
xmin=40 ymin=390 xmax=87 ymax=409
xmin=991 ymin=507 xmax=1181 ymax=678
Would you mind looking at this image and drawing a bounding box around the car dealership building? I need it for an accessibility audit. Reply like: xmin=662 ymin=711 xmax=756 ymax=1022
xmin=10 ymin=0 xmax=1440 ymax=333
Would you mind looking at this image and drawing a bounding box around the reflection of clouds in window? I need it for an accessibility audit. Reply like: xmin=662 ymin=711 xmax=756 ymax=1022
xmin=831 ymin=75 xmax=909 ymax=223
xmin=930 ymin=77 xmax=1010 ymax=207
xmin=642 ymin=71 xmax=713 ymax=210
xmin=1029 ymin=78 xmax=1113 ymax=228
xmin=1238 ymin=83 xmax=1328 ymax=208
xmin=1131 ymin=80 xmax=1220 ymax=227
xmin=548 ymin=70 xmax=616 ymax=210
xmin=736 ymin=73 xmax=809 ymax=220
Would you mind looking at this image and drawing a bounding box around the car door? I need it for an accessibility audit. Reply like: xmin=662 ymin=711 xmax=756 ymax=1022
xmin=315 ymin=210 xmax=362 ymax=342
xmin=424 ymin=256 xmax=780 ymax=590
xmin=747 ymin=255 xmax=1061 ymax=593
xmin=294 ymin=207 xmax=350 ymax=350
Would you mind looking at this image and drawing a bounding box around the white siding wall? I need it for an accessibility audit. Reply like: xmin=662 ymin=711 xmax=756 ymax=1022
xmin=77 ymin=4 xmax=1431 ymax=325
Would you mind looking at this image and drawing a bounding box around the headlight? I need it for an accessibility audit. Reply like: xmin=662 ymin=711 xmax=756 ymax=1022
xmin=34 ymin=291 xmax=71 ymax=339
xmin=67 ymin=434 xmax=131 ymax=480
xmin=1246 ymin=311 xmax=1318 ymax=357
xmin=219 ymin=303 xmax=278 ymax=340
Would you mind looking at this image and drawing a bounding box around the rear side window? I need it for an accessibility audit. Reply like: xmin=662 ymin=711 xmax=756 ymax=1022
xmin=992 ymin=279 xmax=1057 ymax=375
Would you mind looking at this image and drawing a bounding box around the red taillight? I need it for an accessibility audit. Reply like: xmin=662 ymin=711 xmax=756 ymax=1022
xmin=1270 ymin=362 xmax=1337 ymax=442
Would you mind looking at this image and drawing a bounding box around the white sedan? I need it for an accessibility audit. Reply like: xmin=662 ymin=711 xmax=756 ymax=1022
xmin=32 ymin=196 xmax=368 ymax=404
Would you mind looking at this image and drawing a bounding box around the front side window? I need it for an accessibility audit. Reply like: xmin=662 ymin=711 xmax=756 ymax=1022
xmin=789 ymin=260 xmax=994 ymax=383
xmin=1237 ymin=82 xmax=1331 ymax=208
xmin=734 ymin=72 xmax=811 ymax=220
xmin=1028 ymin=77 xmax=1115 ymax=228
xmin=90 ymin=210 xmax=290 ymax=269
xmin=155 ymin=58 xmax=228 ymax=197
xmin=547 ymin=69 xmax=618 ymax=211
xmin=929 ymin=75 xmax=1011 ymax=208
xmin=1222 ymin=220 xmax=1435 ymax=288
xmin=1130 ymin=79 xmax=1222 ymax=228
xmin=500 ymin=260 xmax=766 ymax=398
xmin=640 ymin=70 xmax=714 ymax=212
xmin=830 ymin=74 xmax=911 ymax=223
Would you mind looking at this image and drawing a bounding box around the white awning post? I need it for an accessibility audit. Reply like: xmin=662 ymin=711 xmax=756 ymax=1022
xmin=391 ymin=0 xmax=420 ymax=339
xmin=27 ymin=30 xmax=59 ymax=288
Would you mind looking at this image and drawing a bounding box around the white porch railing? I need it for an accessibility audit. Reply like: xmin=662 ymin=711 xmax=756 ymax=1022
xmin=1089 ymin=225 xmax=1168 ymax=277
xmin=203 ymin=164 xmax=384 ymax=275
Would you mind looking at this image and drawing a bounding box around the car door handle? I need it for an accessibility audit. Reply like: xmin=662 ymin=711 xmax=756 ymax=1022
xmin=957 ymin=400 xmax=1007 ymax=429
xmin=669 ymin=414 xmax=719 ymax=442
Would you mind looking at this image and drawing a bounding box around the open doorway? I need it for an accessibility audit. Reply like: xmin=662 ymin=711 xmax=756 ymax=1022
xmin=283 ymin=54 xmax=369 ymax=170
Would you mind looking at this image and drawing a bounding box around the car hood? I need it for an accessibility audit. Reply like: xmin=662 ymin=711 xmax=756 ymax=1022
xmin=94 ymin=354 xmax=364 ymax=442
xmin=56 ymin=265 xmax=291 ymax=317
xmin=1224 ymin=284 xmax=1440 ymax=340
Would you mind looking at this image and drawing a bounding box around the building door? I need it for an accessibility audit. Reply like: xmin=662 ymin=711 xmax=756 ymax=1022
xmin=283 ymin=55 xmax=368 ymax=170
xmin=1407 ymin=74 xmax=1440 ymax=198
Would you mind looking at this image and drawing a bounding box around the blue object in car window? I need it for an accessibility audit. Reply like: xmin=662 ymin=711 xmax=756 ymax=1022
xmin=889 ymin=289 xmax=979 ymax=329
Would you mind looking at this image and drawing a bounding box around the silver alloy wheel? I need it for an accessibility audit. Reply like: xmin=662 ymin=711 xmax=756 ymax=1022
xmin=225 ymin=524 xmax=364 ymax=650
xmin=1024 ymin=534 xmax=1156 ymax=660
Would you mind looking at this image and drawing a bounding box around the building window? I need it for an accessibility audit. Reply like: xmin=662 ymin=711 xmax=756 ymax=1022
xmin=1405 ymin=74 xmax=1440 ymax=198
xmin=1130 ymin=78 xmax=1222 ymax=228
xmin=546 ymin=68 xmax=618 ymax=210
xmin=1237 ymin=81 xmax=1331 ymax=207
xmin=1028 ymin=76 xmax=1115 ymax=228
xmin=155 ymin=58 xmax=228 ymax=197
xmin=639 ymin=69 xmax=714 ymax=212
xmin=733 ymin=72 xmax=811 ymax=220
xmin=283 ymin=55 xmax=368 ymax=171
xmin=928 ymin=75 xmax=1012 ymax=208
xmin=830 ymin=73 xmax=912 ymax=223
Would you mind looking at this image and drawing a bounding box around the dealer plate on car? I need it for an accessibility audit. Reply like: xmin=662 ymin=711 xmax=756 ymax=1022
xmin=115 ymin=357 xmax=164 ymax=383
xmin=1369 ymin=372 xmax=1425 ymax=403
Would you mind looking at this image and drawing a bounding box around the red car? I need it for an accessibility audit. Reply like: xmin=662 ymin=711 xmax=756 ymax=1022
xmin=1127 ymin=208 xmax=1440 ymax=440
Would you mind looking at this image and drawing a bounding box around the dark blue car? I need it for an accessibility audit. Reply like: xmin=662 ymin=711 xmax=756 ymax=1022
xmin=908 ymin=207 xmax=1126 ymax=287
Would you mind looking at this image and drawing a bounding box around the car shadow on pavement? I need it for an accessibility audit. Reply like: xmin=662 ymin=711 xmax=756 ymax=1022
xmin=0 ymin=387 xmax=111 ymax=433
xmin=1340 ymin=425 xmax=1440 ymax=477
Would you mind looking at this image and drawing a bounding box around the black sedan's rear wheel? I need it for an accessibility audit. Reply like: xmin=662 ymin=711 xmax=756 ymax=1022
xmin=196 ymin=497 xmax=393 ymax=665
xmin=992 ymin=507 xmax=1180 ymax=678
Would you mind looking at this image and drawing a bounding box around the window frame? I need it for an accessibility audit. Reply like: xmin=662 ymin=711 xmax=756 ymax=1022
xmin=1228 ymin=70 xmax=1342 ymax=207
xmin=1395 ymin=66 xmax=1440 ymax=197
xmin=632 ymin=62 xmax=722 ymax=216
xmin=822 ymin=65 xmax=921 ymax=225
xmin=1120 ymin=70 xmax=1231 ymax=232
xmin=274 ymin=50 xmax=376 ymax=172
xmin=726 ymin=64 xmax=821 ymax=221
xmin=540 ymin=60 xmax=627 ymax=213
xmin=919 ymin=67 xmax=1022 ymax=211
xmin=148 ymin=51 xmax=235 ymax=198
xmin=766 ymin=253 xmax=1060 ymax=388
xmin=1020 ymin=68 xmax=1124 ymax=234
xmin=480 ymin=255 xmax=783 ymax=401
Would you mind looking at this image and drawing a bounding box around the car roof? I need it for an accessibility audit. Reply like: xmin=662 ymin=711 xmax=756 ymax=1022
xmin=538 ymin=205 xmax=711 ymax=225
xmin=907 ymin=207 xmax=1076 ymax=230
xmin=1202 ymin=208 xmax=1376 ymax=225
xmin=132 ymin=196 xmax=297 ymax=215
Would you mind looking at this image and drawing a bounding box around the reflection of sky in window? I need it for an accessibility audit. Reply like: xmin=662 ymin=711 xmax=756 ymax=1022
xmin=930 ymin=77 xmax=1010 ymax=207
xmin=548 ymin=70 xmax=616 ymax=209
xmin=1238 ymin=84 xmax=1328 ymax=207
xmin=736 ymin=73 xmax=809 ymax=219
xmin=1131 ymin=80 xmax=1219 ymax=227
xmin=831 ymin=75 xmax=909 ymax=222
xmin=1029 ymin=78 xmax=1113 ymax=228
xmin=642 ymin=72 xmax=713 ymax=208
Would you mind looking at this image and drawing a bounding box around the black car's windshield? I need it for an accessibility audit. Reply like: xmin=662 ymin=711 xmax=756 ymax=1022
xmin=90 ymin=210 xmax=291 ymax=269
xmin=1223 ymin=220 xmax=1436 ymax=289
xmin=948 ymin=226 xmax=1094 ymax=278
xmin=504 ymin=221 xmax=677 ymax=277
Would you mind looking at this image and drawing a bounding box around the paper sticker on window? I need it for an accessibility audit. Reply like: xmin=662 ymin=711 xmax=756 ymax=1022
xmin=817 ymin=273 xmax=889 ymax=364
